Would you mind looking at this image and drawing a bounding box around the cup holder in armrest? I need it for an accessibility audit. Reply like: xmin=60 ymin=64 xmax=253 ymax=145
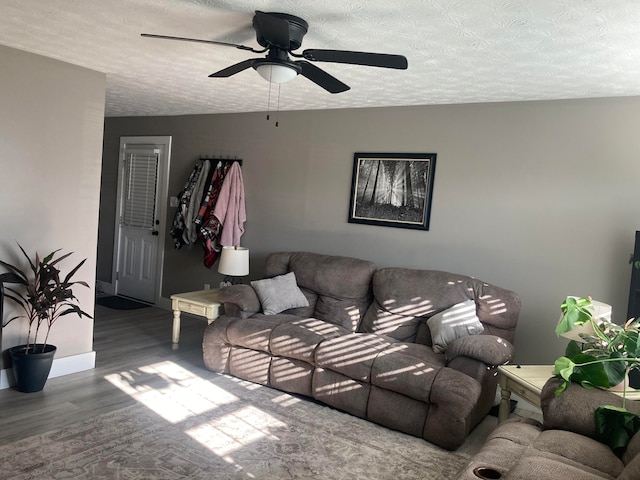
xmin=472 ymin=467 xmax=502 ymax=480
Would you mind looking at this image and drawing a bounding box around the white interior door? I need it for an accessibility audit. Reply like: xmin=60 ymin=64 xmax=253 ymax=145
xmin=113 ymin=136 xmax=171 ymax=303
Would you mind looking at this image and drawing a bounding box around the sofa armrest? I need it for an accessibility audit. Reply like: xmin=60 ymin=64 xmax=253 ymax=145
xmin=541 ymin=377 xmax=640 ymax=439
xmin=445 ymin=334 xmax=514 ymax=367
xmin=218 ymin=284 xmax=261 ymax=318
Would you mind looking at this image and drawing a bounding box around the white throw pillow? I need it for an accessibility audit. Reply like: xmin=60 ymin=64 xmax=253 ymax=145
xmin=427 ymin=299 xmax=484 ymax=353
xmin=251 ymin=271 xmax=309 ymax=315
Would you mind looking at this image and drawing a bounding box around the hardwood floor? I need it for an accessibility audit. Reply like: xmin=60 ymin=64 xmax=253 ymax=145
xmin=0 ymin=302 xmax=505 ymax=455
xmin=0 ymin=303 xmax=209 ymax=446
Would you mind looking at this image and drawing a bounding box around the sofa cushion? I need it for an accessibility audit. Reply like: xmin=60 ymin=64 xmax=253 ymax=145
xmin=487 ymin=417 xmax=543 ymax=445
xmin=270 ymin=318 xmax=350 ymax=363
xmin=270 ymin=357 xmax=314 ymax=397
xmin=265 ymin=252 xmax=376 ymax=332
xmin=228 ymin=346 xmax=272 ymax=385
xmin=506 ymin=456 xmax=612 ymax=480
xmin=281 ymin=286 xmax=317 ymax=317
xmin=315 ymin=334 xmax=397 ymax=382
xmin=359 ymin=268 xmax=477 ymax=342
xmin=313 ymin=368 xmax=371 ymax=419
xmin=427 ymin=299 xmax=484 ymax=353
xmin=370 ymin=342 xmax=445 ymax=401
xmin=531 ymin=429 xmax=624 ymax=478
xmin=226 ymin=314 xmax=295 ymax=352
xmin=359 ymin=297 xmax=427 ymax=342
xmin=251 ymin=271 xmax=309 ymax=315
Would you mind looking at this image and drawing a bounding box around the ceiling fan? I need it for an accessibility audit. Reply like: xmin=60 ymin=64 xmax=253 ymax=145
xmin=142 ymin=10 xmax=408 ymax=94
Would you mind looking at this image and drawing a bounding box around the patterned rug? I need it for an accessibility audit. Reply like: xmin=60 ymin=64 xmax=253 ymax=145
xmin=0 ymin=370 xmax=469 ymax=479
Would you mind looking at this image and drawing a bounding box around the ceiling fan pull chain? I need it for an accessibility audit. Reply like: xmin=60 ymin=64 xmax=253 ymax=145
xmin=275 ymin=84 xmax=281 ymax=127
xmin=266 ymin=69 xmax=273 ymax=121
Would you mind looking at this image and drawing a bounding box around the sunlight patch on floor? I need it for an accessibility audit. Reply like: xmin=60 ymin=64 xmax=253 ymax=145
xmin=186 ymin=404 xmax=286 ymax=457
xmin=104 ymin=360 xmax=293 ymax=470
xmin=104 ymin=360 xmax=239 ymax=423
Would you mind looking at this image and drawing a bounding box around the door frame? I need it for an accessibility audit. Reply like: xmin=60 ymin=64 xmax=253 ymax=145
xmin=111 ymin=135 xmax=172 ymax=304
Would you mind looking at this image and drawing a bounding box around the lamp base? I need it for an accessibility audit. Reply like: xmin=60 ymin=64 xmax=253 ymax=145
xmin=220 ymin=276 xmax=243 ymax=289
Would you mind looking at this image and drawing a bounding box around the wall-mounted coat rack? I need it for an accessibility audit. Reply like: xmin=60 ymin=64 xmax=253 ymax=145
xmin=199 ymin=155 xmax=243 ymax=166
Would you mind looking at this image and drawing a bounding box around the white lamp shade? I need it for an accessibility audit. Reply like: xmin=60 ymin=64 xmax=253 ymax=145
xmin=255 ymin=63 xmax=298 ymax=84
xmin=218 ymin=246 xmax=249 ymax=276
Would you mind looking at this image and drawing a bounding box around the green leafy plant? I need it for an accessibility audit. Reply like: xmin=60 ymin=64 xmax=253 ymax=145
xmin=553 ymin=296 xmax=640 ymax=454
xmin=0 ymin=244 xmax=92 ymax=354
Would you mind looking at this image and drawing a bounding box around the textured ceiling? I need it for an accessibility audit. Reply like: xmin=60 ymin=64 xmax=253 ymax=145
xmin=2 ymin=0 xmax=640 ymax=117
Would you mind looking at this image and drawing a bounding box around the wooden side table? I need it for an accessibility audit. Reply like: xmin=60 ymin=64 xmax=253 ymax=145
xmin=497 ymin=365 xmax=553 ymax=422
xmin=170 ymin=289 xmax=222 ymax=349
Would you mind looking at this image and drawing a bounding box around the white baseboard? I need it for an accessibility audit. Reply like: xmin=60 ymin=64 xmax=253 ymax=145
xmin=0 ymin=350 xmax=96 ymax=390
xmin=0 ymin=369 xmax=11 ymax=390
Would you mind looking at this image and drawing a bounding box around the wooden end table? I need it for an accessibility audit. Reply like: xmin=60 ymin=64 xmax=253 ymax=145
xmin=170 ymin=289 xmax=222 ymax=349
xmin=497 ymin=365 xmax=553 ymax=422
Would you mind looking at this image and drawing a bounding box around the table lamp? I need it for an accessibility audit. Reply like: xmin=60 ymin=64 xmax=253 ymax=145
xmin=218 ymin=246 xmax=249 ymax=287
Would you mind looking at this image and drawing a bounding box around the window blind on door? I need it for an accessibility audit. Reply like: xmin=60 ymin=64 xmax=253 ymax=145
xmin=122 ymin=153 xmax=159 ymax=228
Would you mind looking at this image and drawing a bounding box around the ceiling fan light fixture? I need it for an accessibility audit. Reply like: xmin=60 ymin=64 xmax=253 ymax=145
xmin=255 ymin=63 xmax=298 ymax=84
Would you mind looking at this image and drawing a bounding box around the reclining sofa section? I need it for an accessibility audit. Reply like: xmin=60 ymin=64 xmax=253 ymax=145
xmin=203 ymin=252 xmax=521 ymax=450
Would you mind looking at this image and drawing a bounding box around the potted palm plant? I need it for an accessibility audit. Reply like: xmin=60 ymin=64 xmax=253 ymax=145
xmin=0 ymin=244 xmax=92 ymax=392
xmin=553 ymin=296 xmax=640 ymax=454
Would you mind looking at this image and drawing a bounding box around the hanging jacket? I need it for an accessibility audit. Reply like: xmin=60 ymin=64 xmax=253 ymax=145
xmin=170 ymin=162 xmax=203 ymax=249
xmin=186 ymin=159 xmax=211 ymax=244
xmin=213 ymin=162 xmax=246 ymax=247
xmin=197 ymin=161 xmax=232 ymax=268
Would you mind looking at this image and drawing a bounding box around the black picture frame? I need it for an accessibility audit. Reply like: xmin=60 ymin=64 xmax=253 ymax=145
xmin=348 ymin=153 xmax=437 ymax=230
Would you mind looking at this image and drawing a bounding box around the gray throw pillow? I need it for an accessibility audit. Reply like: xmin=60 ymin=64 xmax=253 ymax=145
xmin=427 ymin=299 xmax=484 ymax=353
xmin=251 ymin=271 xmax=309 ymax=315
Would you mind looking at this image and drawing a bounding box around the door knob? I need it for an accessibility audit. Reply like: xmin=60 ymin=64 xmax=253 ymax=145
xmin=151 ymin=230 xmax=159 ymax=236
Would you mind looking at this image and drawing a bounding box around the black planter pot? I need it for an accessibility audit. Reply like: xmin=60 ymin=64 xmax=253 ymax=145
xmin=9 ymin=344 xmax=57 ymax=393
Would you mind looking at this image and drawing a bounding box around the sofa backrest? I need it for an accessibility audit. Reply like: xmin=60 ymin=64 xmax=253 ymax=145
xmin=358 ymin=268 xmax=521 ymax=344
xmin=265 ymin=252 xmax=376 ymax=332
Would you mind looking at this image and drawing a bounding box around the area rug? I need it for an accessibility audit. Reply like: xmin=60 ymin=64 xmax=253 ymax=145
xmin=95 ymin=295 xmax=149 ymax=310
xmin=0 ymin=372 xmax=469 ymax=479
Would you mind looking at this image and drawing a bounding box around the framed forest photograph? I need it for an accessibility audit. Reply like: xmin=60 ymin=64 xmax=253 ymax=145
xmin=348 ymin=153 xmax=437 ymax=230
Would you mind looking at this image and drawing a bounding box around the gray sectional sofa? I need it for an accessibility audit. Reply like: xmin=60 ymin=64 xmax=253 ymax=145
xmin=202 ymin=251 xmax=521 ymax=450
xmin=455 ymin=378 xmax=640 ymax=479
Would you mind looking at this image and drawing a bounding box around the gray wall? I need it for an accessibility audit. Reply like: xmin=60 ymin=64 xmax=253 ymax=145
xmin=100 ymin=96 xmax=640 ymax=364
xmin=0 ymin=46 xmax=105 ymax=369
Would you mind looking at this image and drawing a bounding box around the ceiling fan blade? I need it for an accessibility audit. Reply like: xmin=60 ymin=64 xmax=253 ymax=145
xmin=253 ymin=11 xmax=290 ymax=49
xmin=209 ymin=59 xmax=258 ymax=78
xmin=297 ymin=61 xmax=350 ymax=94
xmin=141 ymin=33 xmax=261 ymax=52
xmin=301 ymin=49 xmax=408 ymax=69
